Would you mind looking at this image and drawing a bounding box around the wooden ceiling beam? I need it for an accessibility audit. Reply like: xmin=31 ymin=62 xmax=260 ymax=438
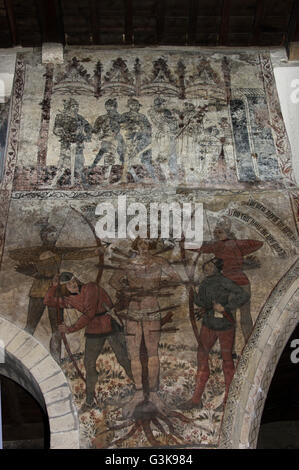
xmin=124 ymin=0 xmax=133 ymax=44
xmin=4 ymin=0 xmax=19 ymax=46
xmin=89 ymin=0 xmax=99 ymax=44
xmin=286 ymin=0 xmax=299 ymax=57
xmin=156 ymin=0 xmax=165 ymax=44
xmin=35 ymin=0 xmax=65 ymax=44
xmin=188 ymin=0 xmax=198 ymax=45
xmin=251 ymin=0 xmax=266 ymax=45
xmin=219 ymin=0 xmax=231 ymax=45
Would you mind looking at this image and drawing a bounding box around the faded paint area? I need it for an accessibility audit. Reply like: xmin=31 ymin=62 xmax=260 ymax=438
xmin=9 ymin=49 xmax=294 ymax=190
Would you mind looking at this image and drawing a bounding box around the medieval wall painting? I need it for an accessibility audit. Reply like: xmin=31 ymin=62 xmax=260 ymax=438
xmin=0 ymin=189 xmax=297 ymax=448
xmin=10 ymin=49 xmax=295 ymax=191
xmin=0 ymin=47 xmax=297 ymax=448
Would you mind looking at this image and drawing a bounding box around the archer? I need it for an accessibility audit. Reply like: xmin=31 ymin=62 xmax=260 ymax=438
xmin=44 ymin=271 xmax=133 ymax=411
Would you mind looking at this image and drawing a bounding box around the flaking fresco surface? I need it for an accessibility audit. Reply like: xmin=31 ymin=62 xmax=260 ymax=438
xmin=10 ymin=48 xmax=295 ymax=190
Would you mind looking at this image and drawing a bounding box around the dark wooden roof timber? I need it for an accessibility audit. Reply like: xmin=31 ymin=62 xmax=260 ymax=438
xmin=0 ymin=0 xmax=297 ymax=56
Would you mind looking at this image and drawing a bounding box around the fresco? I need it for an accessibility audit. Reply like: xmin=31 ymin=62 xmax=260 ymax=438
xmin=9 ymin=49 xmax=295 ymax=191
xmin=0 ymin=48 xmax=298 ymax=449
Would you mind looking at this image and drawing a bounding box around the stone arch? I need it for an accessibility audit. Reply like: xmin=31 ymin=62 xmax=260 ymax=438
xmin=0 ymin=316 xmax=80 ymax=449
xmin=219 ymin=257 xmax=299 ymax=449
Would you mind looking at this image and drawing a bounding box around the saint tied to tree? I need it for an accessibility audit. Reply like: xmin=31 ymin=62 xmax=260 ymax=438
xmin=109 ymin=237 xmax=180 ymax=418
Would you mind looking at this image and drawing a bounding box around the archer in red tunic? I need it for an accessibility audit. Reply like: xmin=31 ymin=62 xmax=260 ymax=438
xmin=44 ymin=272 xmax=132 ymax=408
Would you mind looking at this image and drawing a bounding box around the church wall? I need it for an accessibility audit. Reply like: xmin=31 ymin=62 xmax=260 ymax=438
xmin=0 ymin=45 xmax=298 ymax=449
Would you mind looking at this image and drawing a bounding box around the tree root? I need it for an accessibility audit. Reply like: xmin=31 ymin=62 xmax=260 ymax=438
xmin=109 ymin=423 xmax=141 ymax=447
xmin=106 ymin=399 xmax=197 ymax=447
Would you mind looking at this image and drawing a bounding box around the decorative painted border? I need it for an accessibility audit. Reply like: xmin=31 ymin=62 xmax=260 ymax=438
xmin=11 ymin=187 xmax=176 ymax=200
xmin=260 ymin=53 xmax=295 ymax=186
xmin=0 ymin=59 xmax=26 ymax=267
xmin=37 ymin=64 xmax=55 ymax=167
xmin=1 ymin=59 xmax=26 ymax=192
xmin=289 ymin=191 xmax=299 ymax=236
